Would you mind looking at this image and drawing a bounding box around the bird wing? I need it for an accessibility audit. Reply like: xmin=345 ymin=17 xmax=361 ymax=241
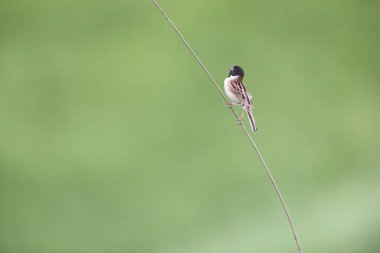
xmin=230 ymin=81 xmax=252 ymax=106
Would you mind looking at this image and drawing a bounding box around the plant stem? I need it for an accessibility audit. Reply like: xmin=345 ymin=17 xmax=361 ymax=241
xmin=151 ymin=1 xmax=303 ymax=252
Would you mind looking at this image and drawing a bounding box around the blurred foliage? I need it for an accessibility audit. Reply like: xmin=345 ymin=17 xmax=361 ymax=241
xmin=0 ymin=0 xmax=379 ymax=252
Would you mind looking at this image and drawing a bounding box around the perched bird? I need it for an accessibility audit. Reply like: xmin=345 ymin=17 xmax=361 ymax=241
xmin=224 ymin=65 xmax=257 ymax=132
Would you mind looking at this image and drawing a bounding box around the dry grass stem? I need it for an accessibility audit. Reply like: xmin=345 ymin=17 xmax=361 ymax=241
xmin=152 ymin=1 xmax=303 ymax=252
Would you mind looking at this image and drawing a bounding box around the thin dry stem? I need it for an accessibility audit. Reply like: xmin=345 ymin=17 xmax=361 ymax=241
xmin=151 ymin=1 xmax=303 ymax=252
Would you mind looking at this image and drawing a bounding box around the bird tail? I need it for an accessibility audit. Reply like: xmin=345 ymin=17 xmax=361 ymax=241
xmin=247 ymin=110 xmax=257 ymax=133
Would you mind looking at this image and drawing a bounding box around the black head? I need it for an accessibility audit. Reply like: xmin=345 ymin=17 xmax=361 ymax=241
xmin=228 ymin=65 xmax=244 ymax=77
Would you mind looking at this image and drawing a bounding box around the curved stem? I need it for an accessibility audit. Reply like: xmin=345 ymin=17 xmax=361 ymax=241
xmin=152 ymin=1 xmax=303 ymax=252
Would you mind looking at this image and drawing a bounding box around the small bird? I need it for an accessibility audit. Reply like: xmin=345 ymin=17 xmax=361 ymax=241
xmin=224 ymin=65 xmax=257 ymax=132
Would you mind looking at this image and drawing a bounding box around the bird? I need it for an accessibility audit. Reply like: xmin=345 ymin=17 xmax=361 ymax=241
xmin=224 ymin=65 xmax=257 ymax=133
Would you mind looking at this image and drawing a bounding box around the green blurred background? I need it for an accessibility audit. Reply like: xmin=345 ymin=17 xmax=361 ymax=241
xmin=1 ymin=0 xmax=379 ymax=252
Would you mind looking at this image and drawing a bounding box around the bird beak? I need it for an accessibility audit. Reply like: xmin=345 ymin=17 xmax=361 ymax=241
xmin=228 ymin=68 xmax=232 ymax=71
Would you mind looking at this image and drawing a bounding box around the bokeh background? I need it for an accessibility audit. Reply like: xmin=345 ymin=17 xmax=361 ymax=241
xmin=1 ymin=0 xmax=379 ymax=252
